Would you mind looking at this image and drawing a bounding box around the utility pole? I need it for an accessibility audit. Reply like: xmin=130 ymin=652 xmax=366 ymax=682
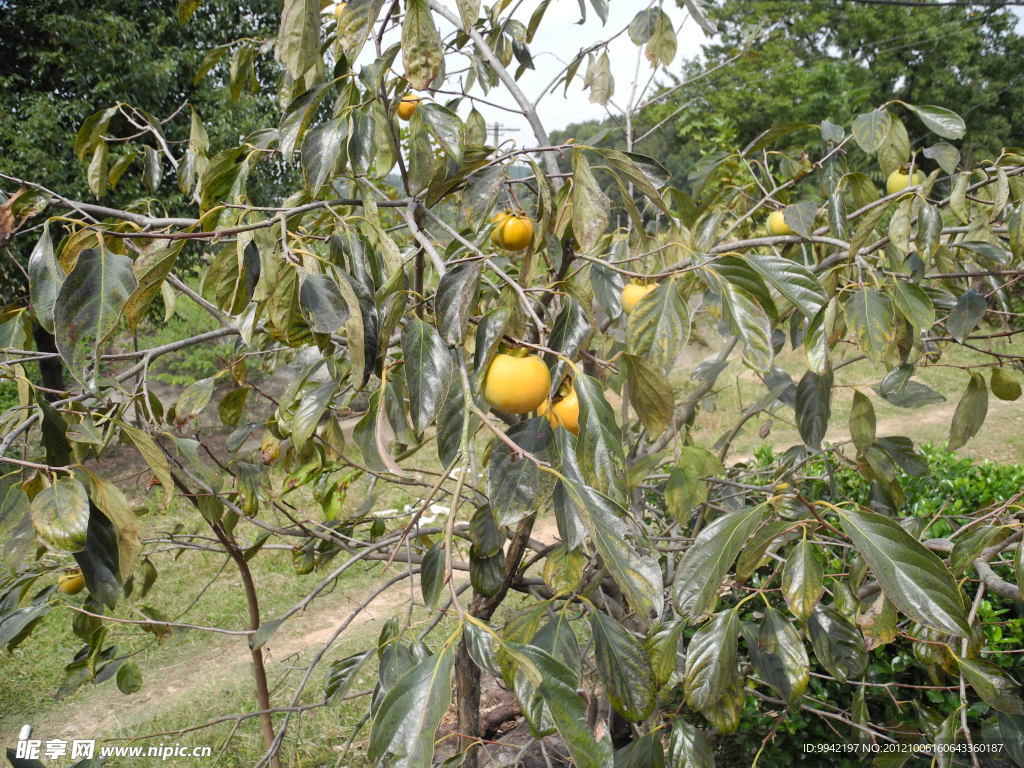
xmin=490 ymin=122 xmax=520 ymax=146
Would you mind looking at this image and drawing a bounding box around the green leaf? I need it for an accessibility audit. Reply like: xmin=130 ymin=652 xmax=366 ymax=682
xmin=27 ymin=224 xmax=64 ymax=334
xmin=748 ymin=606 xmax=809 ymax=703
xmin=916 ymin=203 xmax=942 ymax=260
xmin=417 ymin=103 xmax=463 ymax=164
xmin=888 ymin=197 xmax=913 ymax=252
xmin=591 ymin=610 xmax=656 ymax=722
xmin=301 ymin=117 xmax=348 ymax=195
xmin=488 ymin=418 xmax=556 ymax=527
xmin=873 ymin=379 xmax=945 ymax=409
xmin=923 ymin=142 xmax=960 ymax=175
xmin=278 ymin=84 xmax=331 ymax=157
xmin=877 ymin=114 xmax=910 ymax=176
xmin=299 ymin=272 xmax=349 ymax=334
xmin=588 ymin=148 xmax=672 ymax=216
xmin=836 ymin=506 xmax=969 ymax=635
xmin=844 ymin=288 xmax=894 ymax=365
xmin=711 ymin=272 xmax=773 ymax=371
xmin=275 ymin=0 xmax=321 ymax=79
xmin=782 ymin=540 xmax=824 ymax=621
xmin=782 ymin=202 xmax=817 ymax=239
xmin=545 ymin=297 xmax=592 ymax=397
xmin=76 ymin=106 xmax=118 ymax=160
xmin=571 ymin=149 xmax=611 ymax=252
xmin=0 ymin=604 xmax=50 ymax=651
xmin=461 ymin=165 xmax=506 ymax=225
xmin=957 ymin=657 xmax=1024 ymax=714
xmin=456 ymin=0 xmax=481 ymax=28
xmin=120 ymin=424 xmax=173 ymax=505
xmin=948 ymin=371 xmax=988 ymax=451
xmin=646 ymin=9 xmax=677 ymax=66
xmin=1016 ymin=541 xmax=1024 ymax=601
xmin=628 ymin=8 xmax=658 ymax=43
xmin=219 ymin=387 xmax=249 ymax=427
xmin=368 ymin=642 xmax=455 ymax=767
xmin=401 ymin=316 xmax=453 ymax=434
xmin=326 ymin=649 xmax=373 ymax=704
xmin=435 ymin=378 xmax=470 ymax=467
xmin=336 ymin=0 xmax=387 ymax=60
xmin=807 ymin=605 xmax=866 ymax=682
xmin=421 ymin=542 xmax=445 ymax=609
xmin=673 ymin=507 xmax=762 ymax=620
xmin=904 ymin=104 xmax=966 ymax=140
xmin=623 ymin=353 xmax=674 ymax=438
xmin=142 ymin=145 xmax=162 ymax=193
xmin=736 ymin=520 xmax=789 ymax=582
xmin=542 ymin=545 xmax=584 ymax=595
xmin=857 ymin=592 xmax=897 ymax=651
xmin=87 ymin=142 xmax=108 ymax=198
xmin=557 ymin=431 xmax=662 ymax=618
xmin=510 ymin=643 xmax=613 ymax=768
xmin=849 ymin=390 xmax=876 ymax=454
xmin=125 ymin=239 xmax=185 ymax=330
xmin=175 ymin=376 xmax=215 ymax=422
xmin=851 ymin=108 xmax=892 ymax=154
xmin=473 ymin=307 xmax=510 ymax=390
xmin=405 ymin=111 xmax=434 ymax=194
xmin=946 ymin=290 xmax=987 ymax=343
xmin=291 ymin=381 xmax=336 ymax=451
xmin=353 ymin=387 xmax=402 ymax=474
xmin=435 ymin=263 xmax=481 ymax=346
xmin=402 ymin=0 xmax=442 ymax=90
xmin=646 ymin=620 xmax=685 ymax=688
xmin=684 ymin=608 xmax=740 ymax=711
xmin=54 ymin=248 xmax=138 ymax=383
xmin=585 ymin=50 xmax=614 ymax=104
xmin=116 ymin=661 xmax=143 ymax=694
xmin=795 ymin=370 xmax=832 ymax=449
xmin=892 ymin=281 xmax=935 ymax=333
xmin=746 ymin=253 xmax=825 ymax=318
xmin=574 ymin=373 xmax=626 ymax=502
xmin=30 ymin=477 xmax=90 ymax=552
xmin=626 ymin=280 xmax=690 ymax=376
xmin=667 ymin=718 xmax=715 ymax=768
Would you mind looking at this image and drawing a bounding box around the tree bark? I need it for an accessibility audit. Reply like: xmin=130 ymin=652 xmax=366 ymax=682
xmin=211 ymin=521 xmax=283 ymax=768
xmin=456 ymin=514 xmax=536 ymax=768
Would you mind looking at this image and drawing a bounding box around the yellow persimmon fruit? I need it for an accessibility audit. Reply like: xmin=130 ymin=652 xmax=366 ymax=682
xmin=483 ymin=353 xmax=551 ymax=414
xmin=886 ymin=167 xmax=925 ymax=195
xmin=493 ymin=214 xmax=534 ymax=251
xmin=621 ymin=282 xmax=657 ymax=314
xmin=767 ymin=210 xmax=795 ymax=236
xmin=538 ymin=386 xmax=580 ymax=435
xmin=397 ymin=94 xmax=420 ymax=121
xmin=490 ymin=212 xmax=512 ymax=246
xmin=58 ymin=570 xmax=85 ymax=595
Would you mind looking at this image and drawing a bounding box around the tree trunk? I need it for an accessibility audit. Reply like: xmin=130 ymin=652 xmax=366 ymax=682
xmin=455 ymin=514 xmax=537 ymax=768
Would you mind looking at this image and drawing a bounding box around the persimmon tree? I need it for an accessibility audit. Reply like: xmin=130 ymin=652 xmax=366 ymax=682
xmin=2 ymin=1 xmax=1024 ymax=767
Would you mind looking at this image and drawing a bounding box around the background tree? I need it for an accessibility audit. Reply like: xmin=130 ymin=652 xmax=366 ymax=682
xmin=0 ymin=0 xmax=284 ymax=301
xmin=556 ymin=0 xmax=1024 ymax=189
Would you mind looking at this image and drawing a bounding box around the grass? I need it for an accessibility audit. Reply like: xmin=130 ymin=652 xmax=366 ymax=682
xmin=2 ymin=312 xmax=1022 ymax=765
xmin=678 ymin=332 xmax=1024 ymax=463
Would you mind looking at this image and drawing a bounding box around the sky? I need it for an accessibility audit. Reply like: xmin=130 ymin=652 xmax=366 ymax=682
xmin=343 ymin=1 xmax=1024 ymax=149
xmin=345 ymin=1 xmax=709 ymax=146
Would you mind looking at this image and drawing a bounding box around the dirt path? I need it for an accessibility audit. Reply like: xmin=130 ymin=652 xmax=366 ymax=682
xmin=4 ymin=517 xmax=562 ymax=745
